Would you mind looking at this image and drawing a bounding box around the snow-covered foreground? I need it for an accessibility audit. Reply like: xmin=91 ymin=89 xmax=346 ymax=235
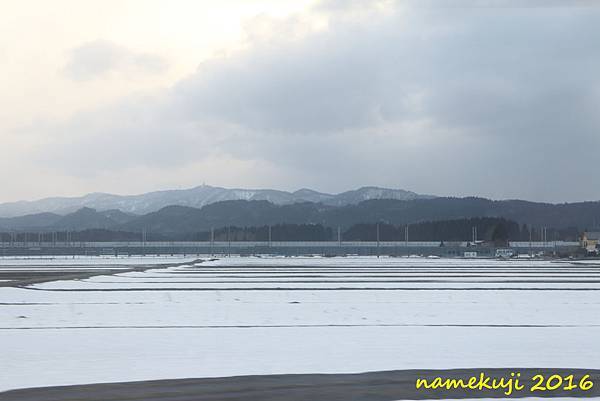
xmin=1 ymin=256 xmax=600 ymax=392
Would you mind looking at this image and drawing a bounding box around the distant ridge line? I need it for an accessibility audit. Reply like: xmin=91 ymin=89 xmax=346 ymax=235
xmin=0 ymin=185 xmax=432 ymax=217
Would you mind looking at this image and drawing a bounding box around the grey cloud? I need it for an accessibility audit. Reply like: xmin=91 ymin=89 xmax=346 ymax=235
xmin=173 ymin=4 xmax=600 ymax=143
xmin=39 ymin=2 xmax=600 ymax=202
xmin=63 ymin=39 xmax=167 ymax=81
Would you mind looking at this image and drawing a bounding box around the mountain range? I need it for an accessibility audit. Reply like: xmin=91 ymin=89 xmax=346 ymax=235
xmin=1 ymin=197 xmax=599 ymax=238
xmin=0 ymin=185 xmax=430 ymax=218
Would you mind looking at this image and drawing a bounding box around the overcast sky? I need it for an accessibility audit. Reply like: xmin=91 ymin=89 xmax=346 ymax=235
xmin=1 ymin=0 xmax=599 ymax=203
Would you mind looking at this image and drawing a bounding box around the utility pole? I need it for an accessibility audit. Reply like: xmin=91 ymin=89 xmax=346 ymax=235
xmin=542 ymin=227 xmax=546 ymax=247
xmin=529 ymin=226 xmax=532 ymax=257
xmin=472 ymin=226 xmax=478 ymax=244
xmin=141 ymin=229 xmax=147 ymax=255
xmin=268 ymin=225 xmax=272 ymax=248
xmin=375 ymin=223 xmax=379 ymax=257
xmin=337 ymin=226 xmax=341 ymax=246
xmin=210 ymin=227 xmax=214 ymax=256
xmin=405 ymin=224 xmax=409 ymax=256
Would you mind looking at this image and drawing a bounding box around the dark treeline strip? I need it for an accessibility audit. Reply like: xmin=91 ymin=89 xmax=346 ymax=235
xmin=0 ymin=229 xmax=156 ymax=243
xmin=345 ymin=218 xmax=526 ymax=244
xmin=0 ymin=218 xmax=579 ymax=242
xmin=344 ymin=218 xmax=580 ymax=242
xmin=0 ymin=225 xmax=332 ymax=242
xmin=175 ymin=224 xmax=333 ymax=241
xmin=209 ymin=224 xmax=333 ymax=242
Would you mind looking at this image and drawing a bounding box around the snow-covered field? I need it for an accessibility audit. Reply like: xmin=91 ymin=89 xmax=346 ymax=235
xmin=1 ymin=256 xmax=600 ymax=392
